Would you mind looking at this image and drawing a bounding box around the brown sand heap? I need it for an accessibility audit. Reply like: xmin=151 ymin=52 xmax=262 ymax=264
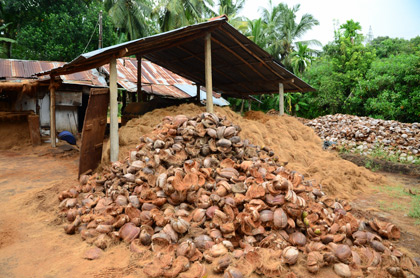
xmin=103 ymin=104 xmax=382 ymax=198
xmin=303 ymin=114 xmax=420 ymax=163
xmin=0 ymin=118 xmax=31 ymax=150
xmin=60 ymin=112 xmax=419 ymax=278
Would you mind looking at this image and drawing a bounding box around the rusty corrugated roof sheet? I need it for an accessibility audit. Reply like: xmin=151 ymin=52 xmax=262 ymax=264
xmin=0 ymin=58 xmax=107 ymax=87
xmin=102 ymin=58 xmax=193 ymax=98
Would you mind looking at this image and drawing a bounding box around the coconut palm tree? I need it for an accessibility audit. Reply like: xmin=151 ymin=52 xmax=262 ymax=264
xmin=246 ymin=18 xmax=267 ymax=48
xmin=216 ymin=0 xmax=247 ymax=31
xmin=154 ymin=0 xmax=214 ymax=32
xmin=104 ymin=0 xmax=155 ymax=40
xmin=260 ymin=2 xmax=319 ymax=66
xmin=217 ymin=0 xmax=244 ymax=16
xmin=0 ymin=22 xmax=16 ymax=58
xmin=290 ymin=42 xmax=317 ymax=76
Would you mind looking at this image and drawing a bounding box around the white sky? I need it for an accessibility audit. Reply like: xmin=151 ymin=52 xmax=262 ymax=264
xmin=237 ymin=0 xmax=420 ymax=46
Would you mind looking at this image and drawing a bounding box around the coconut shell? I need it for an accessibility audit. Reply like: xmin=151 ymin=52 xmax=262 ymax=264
xmin=119 ymin=223 xmax=140 ymax=243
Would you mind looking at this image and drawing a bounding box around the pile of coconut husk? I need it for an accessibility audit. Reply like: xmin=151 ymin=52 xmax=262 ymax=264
xmin=302 ymin=114 xmax=420 ymax=163
xmin=59 ymin=113 xmax=419 ymax=277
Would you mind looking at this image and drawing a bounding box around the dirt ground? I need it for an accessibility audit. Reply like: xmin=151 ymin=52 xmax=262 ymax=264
xmin=0 ymin=148 xmax=138 ymax=278
xmin=0 ymin=146 xmax=419 ymax=277
xmin=351 ymin=172 xmax=420 ymax=258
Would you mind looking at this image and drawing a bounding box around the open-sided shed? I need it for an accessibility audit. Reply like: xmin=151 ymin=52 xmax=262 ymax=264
xmin=37 ymin=15 xmax=314 ymax=164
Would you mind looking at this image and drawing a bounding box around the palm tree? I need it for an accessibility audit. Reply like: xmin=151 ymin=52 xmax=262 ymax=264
xmin=0 ymin=2 xmax=18 ymax=57
xmin=246 ymin=18 xmax=267 ymax=48
xmin=340 ymin=19 xmax=362 ymax=44
xmin=0 ymin=23 xmax=16 ymax=50
xmin=290 ymin=42 xmax=317 ymax=76
xmin=104 ymin=0 xmax=154 ymax=40
xmin=216 ymin=0 xmax=247 ymax=31
xmin=218 ymin=0 xmax=244 ymax=15
xmin=154 ymin=0 xmax=214 ymax=32
xmin=260 ymin=2 xmax=319 ymax=66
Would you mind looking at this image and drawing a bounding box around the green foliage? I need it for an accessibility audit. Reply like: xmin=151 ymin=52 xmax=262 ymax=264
xmin=350 ymin=53 xmax=420 ymax=122
xmin=301 ymin=19 xmax=420 ymax=122
xmin=364 ymin=159 xmax=380 ymax=172
xmin=290 ymin=42 xmax=318 ymax=76
xmin=409 ymin=194 xmax=420 ymax=218
xmin=254 ymin=1 xmax=319 ymax=66
xmin=339 ymin=19 xmax=362 ymax=42
xmin=301 ymin=20 xmax=376 ymax=118
xmin=153 ymin=0 xmax=214 ymax=32
xmin=10 ymin=0 xmax=118 ymax=61
xmin=105 ymin=0 xmax=156 ymax=40
xmin=369 ymin=36 xmax=419 ymax=58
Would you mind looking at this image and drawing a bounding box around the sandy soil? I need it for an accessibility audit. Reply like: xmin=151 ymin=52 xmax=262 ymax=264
xmin=351 ymin=172 xmax=420 ymax=258
xmin=0 ymin=149 xmax=136 ymax=278
xmin=0 ymin=145 xmax=419 ymax=277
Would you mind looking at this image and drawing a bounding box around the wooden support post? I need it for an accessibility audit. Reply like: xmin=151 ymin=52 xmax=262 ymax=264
xmin=279 ymin=83 xmax=284 ymax=115
xmin=28 ymin=114 xmax=41 ymax=146
xmin=49 ymin=76 xmax=56 ymax=147
xmin=122 ymin=90 xmax=127 ymax=114
xmin=204 ymin=33 xmax=213 ymax=113
xmin=110 ymin=58 xmax=119 ymax=162
xmin=196 ymin=84 xmax=201 ymax=104
xmin=137 ymin=54 xmax=146 ymax=102
xmin=248 ymin=100 xmax=251 ymax=111
xmin=131 ymin=92 xmax=137 ymax=102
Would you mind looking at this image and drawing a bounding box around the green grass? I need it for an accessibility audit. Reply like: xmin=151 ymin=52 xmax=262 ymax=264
xmin=374 ymin=184 xmax=420 ymax=219
xmin=370 ymin=144 xmax=400 ymax=163
xmin=408 ymin=194 xmax=420 ymax=218
xmin=364 ymin=159 xmax=381 ymax=172
xmin=337 ymin=142 xmax=420 ymax=165
xmin=376 ymin=200 xmax=407 ymax=212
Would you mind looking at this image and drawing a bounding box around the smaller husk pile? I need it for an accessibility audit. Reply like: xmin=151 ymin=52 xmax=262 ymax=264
xmin=303 ymin=114 xmax=420 ymax=163
xmin=59 ymin=113 xmax=419 ymax=278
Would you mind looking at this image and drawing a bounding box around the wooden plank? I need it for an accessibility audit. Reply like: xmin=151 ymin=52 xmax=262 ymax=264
xmin=204 ymin=33 xmax=213 ymax=113
xmin=78 ymin=88 xmax=109 ymax=177
xmin=55 ymin=91 xmax=82 ymax=106
xmin=211 ymin=36 xmax=268 ymax=81
xmin=196 ymin=84 xmax=201 ymax=104
xmin=27 ymin=115 xmax=41 ymax=146
xmin=222 ymin=31 xmax=305 ymax=92
xmin=279 ymin=83 xmax=284 ymax=115
xmin=136 ymin=55 xmax=146 ymax=102
xmin=109 ymin=58 xmax=119 ymax=162
xmin=222 ymin=30 xmax=285 ymax=79
xmin=176 ymin=45 xmax=255 ymax=96
xmin=50 ymin=77 xmax=56 ymax=147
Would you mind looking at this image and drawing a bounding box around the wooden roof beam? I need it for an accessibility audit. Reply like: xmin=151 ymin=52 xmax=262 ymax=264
xmin=218 ymin=78 xmax=296 ymax=87
xmin=214 ymin=60 xmax=268 ymax=70
xmin=222 ymin=31 xmax=285 ymax=80
xmin=211 ymin=36 xmax=268 ymax=81
xmin=221 ymin=31 xmax=304 ymax=92
xmin=176 ymin=45 xmax=255 ymax=95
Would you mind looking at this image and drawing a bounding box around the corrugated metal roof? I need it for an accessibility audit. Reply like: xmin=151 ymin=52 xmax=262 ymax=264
xmin=142 ymin=83 xmax=191 ymax=98
xmin=175 ymin=84 xmax=229 ymax=106
xmin=102 ymin=58 xmax=196 ymax=97
xmin=35 ymin=17 xmax=314 ymax=96
xmin=101 ymin=58 xmax=229 ymax=105
xmin=0 ymin=58 xmax=107 ymax=87
xmin=102 ymin=58 xmax=193 ymax=91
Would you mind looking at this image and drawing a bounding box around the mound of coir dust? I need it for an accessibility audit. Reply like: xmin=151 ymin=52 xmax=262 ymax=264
xmin=0 ymin=121 xmax=31 ymax=150
xmin=102 ymin=103 xmax=383 ymax=198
